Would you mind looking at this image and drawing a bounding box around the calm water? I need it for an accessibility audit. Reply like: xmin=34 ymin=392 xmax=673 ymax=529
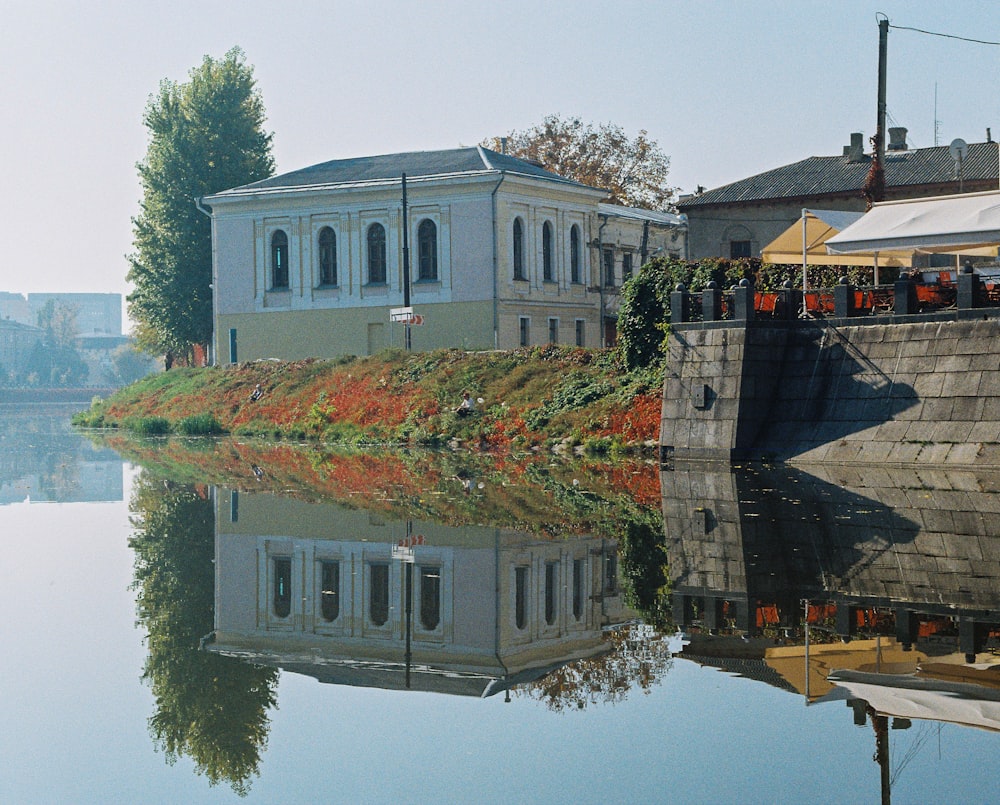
xmin=2 ymin=406 xmax=1000 ymax=804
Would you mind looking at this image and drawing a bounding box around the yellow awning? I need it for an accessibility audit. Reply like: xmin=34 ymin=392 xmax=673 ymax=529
xmin=762 ymin=209 xmax=914 ymax=267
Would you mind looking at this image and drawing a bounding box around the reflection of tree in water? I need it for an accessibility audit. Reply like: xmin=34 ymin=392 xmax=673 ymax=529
xmin=129 ymin=474 xmax=278 ymax=796
xmin=516 ymin=624 xmax=673 ymax=711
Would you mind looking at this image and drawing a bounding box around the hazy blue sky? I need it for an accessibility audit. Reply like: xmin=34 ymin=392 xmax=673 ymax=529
xmin=3 ymin=1 xmax=999 ymax=306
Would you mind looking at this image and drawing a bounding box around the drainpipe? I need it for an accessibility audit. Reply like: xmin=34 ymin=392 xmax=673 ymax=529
xmin=597 ymin=213 xmax=609 ymax=348
xmin=490 ymin=173 xmax=506 ymax=349
xmin=195 ymin=196 xmax=216 ymax=365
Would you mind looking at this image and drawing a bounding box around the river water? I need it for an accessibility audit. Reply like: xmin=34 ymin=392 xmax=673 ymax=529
xmin=2 ymin=406 xmax=999 ymax=804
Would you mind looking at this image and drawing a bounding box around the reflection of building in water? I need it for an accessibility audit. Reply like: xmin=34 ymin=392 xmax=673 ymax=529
xmin=662 ymin=463 xmax=1000 ymax=698
xmin=208 ymin=489 xmax=632 ymax=696
xmin=0 ymin=409 xmax=124 ymax=503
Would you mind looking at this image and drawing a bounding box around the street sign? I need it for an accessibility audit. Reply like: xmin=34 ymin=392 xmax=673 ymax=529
xmin=390 ymin=310 xmax=424 ymax=326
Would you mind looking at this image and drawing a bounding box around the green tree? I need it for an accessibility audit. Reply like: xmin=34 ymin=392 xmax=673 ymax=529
xmin=128 ymin=47 xmax=274 ymax=365
xmin=130 ymin=475 xmax=278 ymax=795
xmin=484 ymin=115 xmax=675 ymax=210
xmin=22 ymin=301 xmax=88 ymax=386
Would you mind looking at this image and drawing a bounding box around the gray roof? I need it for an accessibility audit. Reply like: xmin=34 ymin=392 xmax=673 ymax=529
xmin=218 ymin=146 xmax=601 ymax=195
xmin=679 ymin=141 xmax=1000 ymax=209
xmin=598 ymin=202 xmax=686 ymax=227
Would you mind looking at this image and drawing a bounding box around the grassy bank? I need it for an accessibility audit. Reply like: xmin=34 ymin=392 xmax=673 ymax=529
xmin=74 ymin=345 xmax=663 ymax=453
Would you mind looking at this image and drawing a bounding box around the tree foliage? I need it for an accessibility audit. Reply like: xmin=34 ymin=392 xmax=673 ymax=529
xmin=128 ymin=48 xmax=274 ymax=364
xmin=483 ymin=115 xmax=675 ymax=211
xmin=129 ymin=475 xmax=278 ymax=795
xmin=616 ymin=256 xmax=759 ymax=370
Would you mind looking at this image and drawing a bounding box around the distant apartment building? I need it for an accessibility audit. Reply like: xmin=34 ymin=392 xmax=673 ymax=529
xmin=0 ymin=292 xmax=122 ymax=335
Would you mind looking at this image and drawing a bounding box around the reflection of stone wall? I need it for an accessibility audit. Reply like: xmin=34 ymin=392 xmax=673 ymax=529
xmin=662 ymin=318 xmax=1000 ymax=464
xmin=663 ymin=463 xmax=1000 ymax=630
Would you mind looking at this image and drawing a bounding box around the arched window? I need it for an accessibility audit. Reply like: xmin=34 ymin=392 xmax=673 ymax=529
xmin=419 ymin=566 xmax=441 ymax=630
xmin=271 ymin=230 xmax=289 ymax=289
xmin=320 ymin=560 xmax=340 ymax=622
xmin=318 ymin=227 xmax=337 ymax=286
xmin=417 ymin=219 xmax=437 ymax=281
xmin=570 ymin=225 xmax=581 ymax=284
xmin=513 ymin=218 xmax=525 ymax=280
xmin=369 ymin=562 xmax=389 ymax=626
xmin=367 ymin=223 xmax=386 ymax=284
xmin=542 ymin=221 xmax=554 ymax=282
xmin=272 ymin=557 xmax=291 ymax=618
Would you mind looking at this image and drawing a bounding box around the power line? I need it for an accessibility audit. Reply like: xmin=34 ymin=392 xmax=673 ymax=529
xmin=890 ymin=23 xmax=1000 ymax=47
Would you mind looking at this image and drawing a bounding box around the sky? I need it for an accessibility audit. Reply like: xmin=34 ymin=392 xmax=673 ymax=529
xmin=2 ymin=0 xmax=999 ymax=308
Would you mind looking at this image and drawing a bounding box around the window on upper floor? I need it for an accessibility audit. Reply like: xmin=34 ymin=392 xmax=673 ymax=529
xmin=603 ymin=248 xmax=615 ymax=287
xmin=320 ymin=560 xmax=340 ymax=622
xmin=419 ymin=565 xmax=441 ymax=631
xmin=417 ymin=219 xmax=438 ymax=281
xmin=367 ymin=223 xmax=387 ymax=284
xmin=318 ymin=227 xmax=337 ymax=286
xmin=622 ymin=252 xmax=633 ymax=281
xmin=272 ymin=556 xmax=291 ymax=618
xmin=271 ymin=230 xmax=289 ymax=289
xmin=570 ymin=225 xmax=581 ymax=284
xmin=369 ymin=562 xmax=389 ymax=626
xmin=515 ymin=566 xmax=528 ymax=630
xmin=513 ymin=218 xmax=526 ymax=280
xmin=544 ymin=561 xmax=558 ymax=626
xmin=542 ymin=221 xmax=554 ymax=282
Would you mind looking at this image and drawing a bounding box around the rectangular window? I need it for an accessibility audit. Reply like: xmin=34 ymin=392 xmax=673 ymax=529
xmin=548 ymin=317 xmax=558 ymax=344
xmin=730 ymin=240 xmax=752 ymax=259
xmin=572 ymin=558 xmax=585 ymax=620
xmin=515 ymin=566 xmax=528 ymax=630
xmin=320 ymin=561 xmax=340 ymax=622
xmin=544 ymin=561 xmax=558 ymax=625
xmin=272 ymin=557 xmax=292 ymax=618
xmin=575 ymin=319 xmax=585 ymax=347
xmin=230 ymin=490 xmax=239 ymax=523
xmin=419 ymin=566 xmax=441 ymax=631
xmin=229 ymin=328 xmax=238 ymax=364
xmin=622 ymin=252 xmax=633 ymax=281
xmin=603 ymin=248 xmax=615 ymax=287
xmin=519 ymin=316 xmax=530 ymax=347
xmin=369 ymin=563 xmax=390 ymax=626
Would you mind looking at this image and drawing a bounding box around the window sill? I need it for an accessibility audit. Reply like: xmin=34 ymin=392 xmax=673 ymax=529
xmin=413 ymin=279 xmax=441 ymax=293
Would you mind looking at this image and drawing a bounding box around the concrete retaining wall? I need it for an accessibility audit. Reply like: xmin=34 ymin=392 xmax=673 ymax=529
xmin=661 ymin=317 xmax=1000 ymax=464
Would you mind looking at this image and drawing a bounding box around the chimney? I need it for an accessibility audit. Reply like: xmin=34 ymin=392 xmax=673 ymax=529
xmin=888 ymin=127 xmax=908 ymax=151
xmin=500 ymin=137 xmax=508 ymax=155
xmin=844 ymin=132 xmax=865 ymax=162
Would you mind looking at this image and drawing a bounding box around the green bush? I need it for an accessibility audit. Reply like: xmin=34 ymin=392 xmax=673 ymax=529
xmin=176 ymin=413 xmax=224 ymax=435
xmin=124 ymin=416 xmax=171 ymax=435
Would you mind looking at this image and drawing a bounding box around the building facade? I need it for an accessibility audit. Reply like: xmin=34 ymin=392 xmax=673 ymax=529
xmin=203 ymin=147 xmax=685 ymax=362
xmin=679 ymin=129 xmax=1000 ymax=261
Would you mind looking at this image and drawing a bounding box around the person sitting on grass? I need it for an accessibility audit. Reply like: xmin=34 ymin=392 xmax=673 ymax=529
xmin=249 ymin=383 xmax=263 ymax=402
xmin=455 ymin=391 xmax=475 ymax=417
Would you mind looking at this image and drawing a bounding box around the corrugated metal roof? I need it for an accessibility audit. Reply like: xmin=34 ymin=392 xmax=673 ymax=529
xmin=219 ymin=146 xmax=598 ymax=194
xmin=679 ymin=141 xmax=1000 ymax=209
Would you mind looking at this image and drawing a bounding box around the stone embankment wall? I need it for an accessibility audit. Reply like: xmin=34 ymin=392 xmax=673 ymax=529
xmin=661 ymin=318 xmax=1000 ymax=465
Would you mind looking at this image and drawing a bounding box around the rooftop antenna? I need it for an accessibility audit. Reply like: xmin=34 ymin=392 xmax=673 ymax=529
xmin=933 ymin=82 xmax=941 ymax=146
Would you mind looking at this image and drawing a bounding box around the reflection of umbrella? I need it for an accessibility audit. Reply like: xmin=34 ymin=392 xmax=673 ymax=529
xmin=823 ymin=669 xmax=1000 ymax=732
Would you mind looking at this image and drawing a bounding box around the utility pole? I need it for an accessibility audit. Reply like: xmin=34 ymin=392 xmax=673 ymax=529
xmin=401 ymin=173 xmax=412 ymax=350
xmin=877 ymin=14 xmax=889 ymax=166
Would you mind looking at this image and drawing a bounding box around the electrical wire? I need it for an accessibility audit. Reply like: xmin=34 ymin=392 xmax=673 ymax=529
xmin=889 ymin=23 xmax=1000 ymax=48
